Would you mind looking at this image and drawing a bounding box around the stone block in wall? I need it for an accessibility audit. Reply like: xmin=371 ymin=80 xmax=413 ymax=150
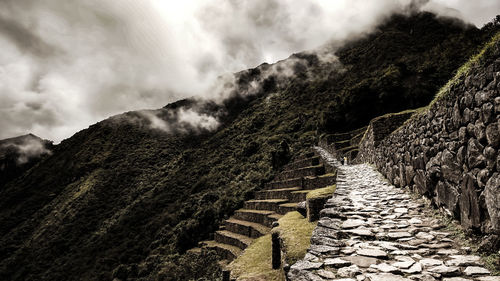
xmin=436 ymin=181 xmax=460 ymax=218
xmin=460 ymin=173 xmax=482 ymax=230
xmin=485 ymin=173 xmax=500 ymax=233
xmin=485 ymin=122 xmax=499 ymax=148
xmin=414 ymin=169 xmax=430 ymax=196
xmin=441 ymin=149 xmax=462 ymax=184
xmin=307 ymin=196 xmax=328 ymax=222
xmin=467 ymin=138 xmax=486 ymax=169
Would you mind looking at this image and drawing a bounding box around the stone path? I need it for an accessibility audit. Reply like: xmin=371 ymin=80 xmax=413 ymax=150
xmin=288 ymin=147 xmax=498 ymax=281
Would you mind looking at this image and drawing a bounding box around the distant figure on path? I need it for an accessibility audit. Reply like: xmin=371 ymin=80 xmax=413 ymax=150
xmin=344 ymin=156 xmax=348 ymax=165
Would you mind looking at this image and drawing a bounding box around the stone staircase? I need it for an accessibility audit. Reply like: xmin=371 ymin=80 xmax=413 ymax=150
xmin=199 ymin=151 xmax=336 ymax=262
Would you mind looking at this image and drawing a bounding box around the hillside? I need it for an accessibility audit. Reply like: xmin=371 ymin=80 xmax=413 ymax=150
xmin=0 ymin=134 xmax=53 ymax=188
xmin=0 ymin=12 xmax=497 ymax=281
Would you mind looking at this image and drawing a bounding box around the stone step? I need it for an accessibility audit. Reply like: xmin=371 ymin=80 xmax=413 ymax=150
xmin=284 ymin=156 xmax=320 ymax=171
xmin=233 ymin=209 xmax=278 ymax=228
xmin=303 ymin=174 xmax=336 ymax=190
xmin=201 ymin=240 xmax=242 ymax=261
xmin=214 ymin=230 xmax=253 ymax=250
xmin=244 ymin=199 xmax=289 ymax=213
xmin=276 ymin=165 xmax=326 ymax=180
xmin=255 ymin=187 xmax=302 ymax=200
xmin=224 ymin=218 xmax=270 ymax=238
xmin=265 ymin=177 xmax=303 ymax=189
xmin=289 ymin=190 xmax=309 ymax=202
xmin=278 ymin=202 xmax=298 ymax=215
xmin=265 ymin=174 xmax=336 ymax=190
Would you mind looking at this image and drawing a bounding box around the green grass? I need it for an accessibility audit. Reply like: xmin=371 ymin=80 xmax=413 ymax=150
xmin=273 ymin=211 xmax=317 ymax=265
xmin=227 ymin=234 xmax=285 ymax=281
xmin=432 ymin=31 xmax=500 ymax=106
xmin=306 ymin=185 xmax=336 ymax=199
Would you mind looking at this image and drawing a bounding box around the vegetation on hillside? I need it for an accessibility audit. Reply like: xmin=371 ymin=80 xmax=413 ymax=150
xmin=0 ymin=12 xmax=498 ymax=281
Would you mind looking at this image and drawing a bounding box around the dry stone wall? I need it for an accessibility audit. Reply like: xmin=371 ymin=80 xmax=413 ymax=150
xmin=356 ymin=41 xmax=500 ymax=235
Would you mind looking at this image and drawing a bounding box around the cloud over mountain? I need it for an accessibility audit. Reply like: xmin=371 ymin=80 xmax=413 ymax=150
xmin=0 ymin=0 xmax=498 ymax=142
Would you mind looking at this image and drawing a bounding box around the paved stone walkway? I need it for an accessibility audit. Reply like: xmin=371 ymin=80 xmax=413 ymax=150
xmin=288 ymin=147 xmax=498 ymax=281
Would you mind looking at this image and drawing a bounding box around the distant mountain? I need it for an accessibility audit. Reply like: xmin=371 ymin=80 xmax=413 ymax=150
xmin=0 ymin=12 xmax=497 ymax=281
xmin=0 ymin=134 xmax=53 ymax=188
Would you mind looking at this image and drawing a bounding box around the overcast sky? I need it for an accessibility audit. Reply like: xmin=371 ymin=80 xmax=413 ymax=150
xmin=0 ymin=0 xmax=498 ymax=142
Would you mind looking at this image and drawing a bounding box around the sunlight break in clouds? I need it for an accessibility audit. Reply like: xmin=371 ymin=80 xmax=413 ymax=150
xmin=0 ymin=0 xmax=498 ymax=142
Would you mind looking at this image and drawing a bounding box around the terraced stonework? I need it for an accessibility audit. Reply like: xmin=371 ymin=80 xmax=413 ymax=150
xmin=288 ymin=147 xmax=498 ymax=281
xmin=199 ymin=152 xmax=336 ymax=263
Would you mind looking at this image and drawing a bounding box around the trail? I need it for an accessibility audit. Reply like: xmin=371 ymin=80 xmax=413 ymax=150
xmin=288 ymin=147 xmax=498 ymax=281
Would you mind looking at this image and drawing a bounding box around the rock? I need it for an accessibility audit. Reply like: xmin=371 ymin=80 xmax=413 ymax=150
xmin=482 ymin=102 xmax=494 ymax=123
xmin=441 ymin=150 xmax=462 ymax=184
xmin=476 ymin=277 xmax=500 ymax=281
xmin=419 ymin=258 xmax=443 ymax=268
xmin=345 ymin=228 xmax=375 ymax=238
xmin=343 ymin=219 xmax=367 ymax=229
xmin=316 ymin=269 xmax=337 ymax=279
xmin=415 ymin=232 xmax=435 ymax=241
xmin=409 ymin=218 xmax=422 ymax=224
xmin=387 ymin=232 xmax=412 ymax=240
xmin=459 ymin=173 xmax=481 ymax=230
xmin=392 ymin=260 xmax=414 ymax=269
xmin=369 ymin=263 xmax=400 ymax=273
xmin=474 ymin=121 xmax=486 ymax=142
xmin=290 ymin=260 xmax=323 ymax=271
xmin=427 ymin=265 xmax=461 ymax=276
xmin=445 ymin=255 xmax=482 ymax=266
xmin=442 ymin=278 xmax=473 ymax=281
xmin=324 ymin=258 xmax=352 ymax=268
xmin=437 ymin=249 xmax=459 ymax=255
xmin=338 ymin=265 xmax=361 ymax=277
xmin=467 ymin=138 xmax=486 ymax=168
xmin=365 ymin=273 xmax=412 ymax=281
xmin=486 ymin=123 xmax=499 ymax=148
xmin=311 ymin=236 xmax=344 ymax=248
xmin=478 ymin=234 xmax=500 ymax=254
xmin=408 ymin=273 xmax=436 ymax=281
xmin=402 ymin=262 xmax=422 ymax=274
xmin=342 ymin=256 xmax=379 ymax=268
xmin=321 ymin=208 xmax=347 ymax=219
xmin=318 ymin=217 xmax=342 ymax=230
xmin=394 ymin=208 xmax=408 ymax=214
xmin=356 ymin=249 xmax=388 ymax=259
xmin=463 ymin=266 xmax=490 ymax=276
xmin=484 ymin=146 xmax=496 ymax=169
xmin=309 ymin=244 xmax=340 ymax=256
xmin=297 ymin=201 xmax=307 ymax=217
xmin=485 ymin=173 xmax=500 ymax=232
xmin=436 ymin=180 xmax=460 ymax=217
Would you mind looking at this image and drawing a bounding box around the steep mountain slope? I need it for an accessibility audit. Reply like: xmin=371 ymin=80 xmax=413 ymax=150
xmin=0 ymin=12 xmax=496 ymax=281
xmin=0 ymin=134 xmax=53 ymax=188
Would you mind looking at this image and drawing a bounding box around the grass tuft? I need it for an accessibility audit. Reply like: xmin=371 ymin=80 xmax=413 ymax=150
xmin=227 ymin=234 xmax=285 ymax=281
xmin=306 ymin=185 xmax=336 ymax=200
xmin=273 ymin=211 xmax=317 ymax=265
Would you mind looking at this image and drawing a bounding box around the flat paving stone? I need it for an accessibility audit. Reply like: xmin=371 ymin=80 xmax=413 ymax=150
xmin=356 ymin=249 xmax=388 ymax=258
xmin=463 ymin=266 xmax=490 ymax=276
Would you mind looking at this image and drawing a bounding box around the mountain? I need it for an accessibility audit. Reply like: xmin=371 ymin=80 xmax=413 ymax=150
xmin=0 ymin=134 xmax=53 ymax=188
xmin=0 ymin=12 xmax=497 ymax=281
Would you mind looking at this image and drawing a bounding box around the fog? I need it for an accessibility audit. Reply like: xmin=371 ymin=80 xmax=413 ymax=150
xmin=0 ymin=0 xmax=498 ymax=142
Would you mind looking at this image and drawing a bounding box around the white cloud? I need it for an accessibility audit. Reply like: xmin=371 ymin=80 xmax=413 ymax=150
xmin=0 ymin=0 xmax=497 ymax=142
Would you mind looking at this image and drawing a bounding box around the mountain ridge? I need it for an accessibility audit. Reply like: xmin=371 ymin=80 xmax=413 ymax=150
xmin=0 ymin=11 xmax=498 ymax=281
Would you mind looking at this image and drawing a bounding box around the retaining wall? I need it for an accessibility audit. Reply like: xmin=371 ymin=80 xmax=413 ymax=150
xmin=356 ymin=41 xmax=500 ymax=235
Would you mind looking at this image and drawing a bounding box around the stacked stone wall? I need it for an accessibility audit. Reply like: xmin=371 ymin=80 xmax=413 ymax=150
xmin=356 ymin=42 xmax=500 ymax=235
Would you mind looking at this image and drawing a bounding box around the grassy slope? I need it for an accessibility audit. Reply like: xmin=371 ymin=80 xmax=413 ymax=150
xmin=0 ymin=12 xmax=494 ymax=281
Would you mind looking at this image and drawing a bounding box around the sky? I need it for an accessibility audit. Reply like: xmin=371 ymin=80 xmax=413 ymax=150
xmin=0 ymin=0 xmax=499 ymax=142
